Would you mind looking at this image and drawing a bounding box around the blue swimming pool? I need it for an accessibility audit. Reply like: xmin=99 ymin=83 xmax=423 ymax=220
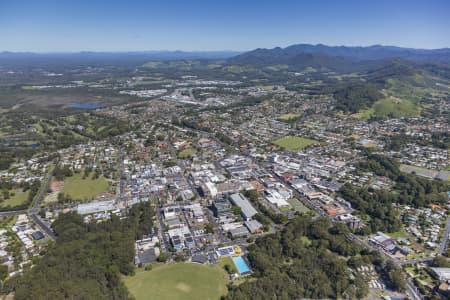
xmin=232 ymin=256 xmax=251 ymax=275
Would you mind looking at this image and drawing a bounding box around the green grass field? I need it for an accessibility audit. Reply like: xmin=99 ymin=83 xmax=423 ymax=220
xmin=287 ymin=198 xmax=310 ymax=213
xmin=124 ymin=263 xmax=229 ymax=300
xmin=219 ymin=257 xmax=238 ymax=273
xmin=0 ymin=189 xmax=30 ymax=208
xmin=61 ymin=172 xmax=109 ymax=201
xmin=178 ymin=148 xmax=197 ymax=159
xmin=272 ymin=136 xmax=318 ymax=151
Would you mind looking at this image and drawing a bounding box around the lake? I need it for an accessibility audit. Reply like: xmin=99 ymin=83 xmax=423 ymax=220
xmin=69 ymin=103 xmax=103 ymax=109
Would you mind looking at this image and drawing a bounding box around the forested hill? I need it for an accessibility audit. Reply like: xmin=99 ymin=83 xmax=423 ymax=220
xmin=228 ymin=44 xmax=450 ymax=69
xmin=224 ymin=215 xmax=404 ymax=300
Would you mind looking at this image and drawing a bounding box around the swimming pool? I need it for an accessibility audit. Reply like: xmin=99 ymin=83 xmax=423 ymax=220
xmin=232 ymin=256 xmax=251 ymax=275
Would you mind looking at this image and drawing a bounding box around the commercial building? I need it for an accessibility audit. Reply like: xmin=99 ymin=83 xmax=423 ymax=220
xmin=229 ymin=193 xmax=257 ymax=221
xmin=212 ymin=198 xmax=232 ymax=217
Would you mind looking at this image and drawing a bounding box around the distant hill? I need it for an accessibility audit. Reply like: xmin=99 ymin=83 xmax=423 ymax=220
xmin=0 ymin=50 xmax=241 ymax=67
xmin=228 ymin=44 xmax=450 ymax=71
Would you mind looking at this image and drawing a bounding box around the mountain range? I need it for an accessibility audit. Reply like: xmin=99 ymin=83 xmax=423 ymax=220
xmin=1 ymin=44 xmax=449 ymax=70
xmin=230 ymin=44 xmax=450 ymax=64
xmin=227 ymin=44 xmax=450 ymax=73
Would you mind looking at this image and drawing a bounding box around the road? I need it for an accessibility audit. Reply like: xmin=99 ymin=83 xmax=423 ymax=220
xmin=0 ymin=158 xmax=59 ymax=216
xmin=30 ymin=214 xmax=56 ymax=240
xmin=269 ymin=163 xmax=423 ymax=300
xmin=438 ymin=216 xmax=450 ymax=255
xmin=0 ymin=209 xmax=28 ymax=217
xmin=159 ymin=124 xmax=425 ymax=299
xmin=117 ymin=146 xmax=125 ymax=200
xmin=154 ymin=200 xmax=170 ymax=252
xmin=0 ymin=158 xmax=59 ymax=241
xmin=400 ymin=257 xmax=433 ymax=266
xmin=28 ymin=158 xmax=60 ymax=241
xmin=406 ymin=278 xmax=422 ymax=300
xmin=29 ymin=157 xmax=60 ymax=214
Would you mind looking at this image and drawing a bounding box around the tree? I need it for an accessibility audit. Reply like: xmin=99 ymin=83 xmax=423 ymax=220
xmin=430 ymin=256 xmax=450 ymax=268
xmin=57 ymin=192 xmax=65 ymax=204
xmin=334 ymin=83 xmax=383 ymax=113
xmin=388 ymin=268 xmax=406 ymax=291
xmin=144 ymin=264 xmax=153 ymax=271
xmin=1 ymin=190 xmax=9 ymax=200
xmin=204 ymin=223 xmax=214 ymax=234
xmin=232 ymin=206 xmax=242 ymax=216
xmin=157 ymin=253 xmax=169 ymax=263
xmin=224 ymin=264 xmax=233 ymax=274
xmin=223 ymin=215 xmax=370 ymax=300
xmin=174 ymin=254 xmax=185 ymax=262
xmin=0 ymin=265 xmax=8 ymax=280
xmin=385 ymin=261 xmax=406 ymax=291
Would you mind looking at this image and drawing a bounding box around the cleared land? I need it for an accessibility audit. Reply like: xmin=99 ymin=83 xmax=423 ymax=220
xmin=61 ymin=172 xmax=109 ymax=201
xmin=272 ymin=136 xmax=318 ymax=151
xmin=124 ymin=263 xmax=228 ymax=300
xmin=373 ymin=97 xmax=419 ymax=117
xmin=400 ymin=164 xmax=450 ymax=181
xmin=278 ymin=113 xmax=300 ymax=121
xmin=178 ymin=148 xmax=197 ymax=159
xmin=0 ymin=189 xmax=29 ymax=208
xmin=353 ymin=97 xmax=419 ymax=120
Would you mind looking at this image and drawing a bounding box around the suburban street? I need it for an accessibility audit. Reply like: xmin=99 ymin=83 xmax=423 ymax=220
xmin=0 ymin=158 xmax=59 ymax=240
xmin=438 ymin=216 xmax=450 ymax=255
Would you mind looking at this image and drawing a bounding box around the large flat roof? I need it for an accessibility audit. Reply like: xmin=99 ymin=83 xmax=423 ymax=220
xmin=230 ymin=193 xmax=257 ymax=219
xmin=431 ymin=268 xmax=450 ymax=281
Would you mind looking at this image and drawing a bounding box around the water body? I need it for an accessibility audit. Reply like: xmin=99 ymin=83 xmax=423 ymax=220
xmin=232 ymin=256 xmax=251 ymax=275
xmin=68 ymin=103 xmax=103 ymax=109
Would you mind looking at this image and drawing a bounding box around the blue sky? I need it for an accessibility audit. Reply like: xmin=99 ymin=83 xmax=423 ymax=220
xmin=1 ymin=0 xmax=449 ymax=52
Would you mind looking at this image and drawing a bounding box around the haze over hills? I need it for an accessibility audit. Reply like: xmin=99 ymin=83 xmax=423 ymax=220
xmin=0 ymin=50 xmax=241 ymax=66
xmin=2 ymin=44 xmax=450 ymax=63
xmin=3 ymin=44 xmax=450 ymax=72
xmin=231 ymin=44 xmax=450 ymax=62
xmin=228 ymin=44 xmax=450 ymax=71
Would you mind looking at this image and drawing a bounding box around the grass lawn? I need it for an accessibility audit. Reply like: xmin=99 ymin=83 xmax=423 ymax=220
xmin=0 ymin=216 xmax=17 ymax=227
xmin=0 ymin=189 xmax=30 ymax=208
xmin=278 ymin=113 xmax=300 ymax=121
xmin=178 ymin=148 xmax=197 ymax=159
xmin=287 ymin=198 xmax=310 ymax=214
xmin=272 ymin=136 xmax=318 ymax=152
xmin=61 ymin=172 xmax=109 ymax=201
xmin=279 ymin=205 xmax=292 ymax=212
xmin=219 ymin=256 xmax=238 ymax=273
xmin=388 ymin=229 xmax=407 ymax=239
xmin=124 ymin=263 xmax=229 ymax=300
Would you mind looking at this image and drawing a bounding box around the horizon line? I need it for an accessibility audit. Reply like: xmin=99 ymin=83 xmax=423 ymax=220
xmin=2 ymin=43 xmax=450 ymax=54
